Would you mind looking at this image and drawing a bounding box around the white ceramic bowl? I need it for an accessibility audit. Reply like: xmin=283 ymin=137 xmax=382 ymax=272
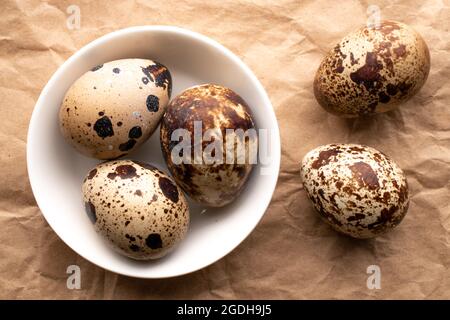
xmin=27 ymin=26 xmax=280 ymax=278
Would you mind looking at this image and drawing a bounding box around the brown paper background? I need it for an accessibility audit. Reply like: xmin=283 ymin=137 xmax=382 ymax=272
xmin=1 ymin=0 xmax=449 ymax=299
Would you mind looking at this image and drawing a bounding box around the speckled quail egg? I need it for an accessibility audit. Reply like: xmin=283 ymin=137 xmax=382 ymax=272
xmin=314 ymin=20 xmax=430 ymax=117
xmin=60 ymin=58 xmax=172 ymax=159
xmin=160 ymin=84 xmax=258 ymax=207
xmin=82 ymin=160 xmax=189 ymax=260
xmin=300 ymin=144 xmax=409 ymax=238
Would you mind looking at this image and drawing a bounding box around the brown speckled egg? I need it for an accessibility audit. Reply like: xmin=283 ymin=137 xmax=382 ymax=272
xmin=314 ymin=21 xmax=430 ymax=117
xmin=82 ymin=160 xmax=189 ymax=260
xmin=60 ymin=59 xmax=172 ymax=159
xmin=160 ymin=84 xmax=258 ymax=207
xmin=300 ymin=144 xmax=409 ymax=238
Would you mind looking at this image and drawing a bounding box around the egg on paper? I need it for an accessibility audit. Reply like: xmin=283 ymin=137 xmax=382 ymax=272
xmin=314 ymin=21 xmax=430 ymax=117
xmin=300 ymin=144 xmax=409 ymax=238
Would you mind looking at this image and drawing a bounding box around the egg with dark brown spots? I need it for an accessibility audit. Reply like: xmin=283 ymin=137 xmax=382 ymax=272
xmin=82 ymin=160 xmax=189 ymax=260
xmin=314 ymin=21 xmax=430 ymax=117
xmin=60 ymin=58 xmax=172 ymax=159
xmin=300 ymin=144 xmax=409 ymax=238
xmin=160 ymin=84 xmax=258 ymax=207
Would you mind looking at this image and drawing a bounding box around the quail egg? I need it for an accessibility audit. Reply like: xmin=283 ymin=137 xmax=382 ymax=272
xmin=160 ymin=84 xmax=258 ymax=207
xmin=314 ymin=21 xmax=430 ymax=117
xmin=82 ymin=160 xmax=189 ymax=260
xmin=300 ymin=144 xmax=409 ymax=238
xmin=60 ymin=58 xmax=172 ymax=159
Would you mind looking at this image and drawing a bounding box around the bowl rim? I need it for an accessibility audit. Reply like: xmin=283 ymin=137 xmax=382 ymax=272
xmin=27 ymin=25 xmax=281 ymax=278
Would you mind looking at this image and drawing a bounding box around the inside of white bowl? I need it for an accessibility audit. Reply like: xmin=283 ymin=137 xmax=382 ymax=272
xmin=28 ymin=26 xmax=280 ymax=278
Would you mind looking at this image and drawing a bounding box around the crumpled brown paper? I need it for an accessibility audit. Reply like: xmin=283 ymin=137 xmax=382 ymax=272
xmin=1 ymin=0 xmax=449 ymax=299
